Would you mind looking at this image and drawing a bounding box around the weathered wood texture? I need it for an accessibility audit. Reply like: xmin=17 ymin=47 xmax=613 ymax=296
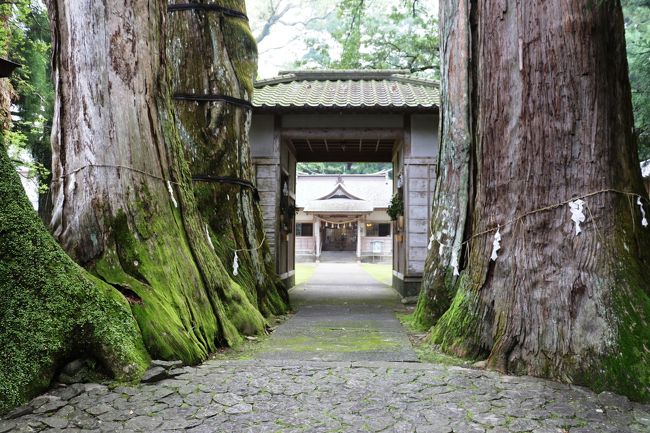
xmin=47 ymin=0 xmax=270 ymax=363
xmin=417 ymin=0 xmax=650 ymax=400
xmin=414 ymin=0 xmax=472 ymax=326
xmin=167 ymin=0 xmax=288 ymax=316
xmin=405 ymin=162 xmax=436 ymax=274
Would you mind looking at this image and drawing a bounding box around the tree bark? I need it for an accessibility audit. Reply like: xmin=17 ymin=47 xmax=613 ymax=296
xmin=0 ymin=141 xmax=149 ymax=413
xmin=167 ymin=0 xmax=289 ymax=318
xmin=47 ymin=0 xmax=273 ymax=363
xmin=413 ymin=0 xmax=472 ymax=329
xmin=416 ymin=0 xmax=650 ymax=401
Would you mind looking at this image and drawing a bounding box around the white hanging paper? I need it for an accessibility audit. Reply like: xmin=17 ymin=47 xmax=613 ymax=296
xmin=167 ymin=180 xmax=178 ymax=208
xmin=233 ymin=251 xmax=239 ymax=276
xmin=638 ymin=196 xmax=648 ymax=228
xmin=205 ymin=224 xmax=214 ymax=250
xmin=438 ymin=242 xmax=445 ymax=256
xmin=451 ymin=249 xmax=460 ymax=276
xmin=490 ymin=228 xmax=501 ymax=261
xmin=569 ymin=199 xmax=586 ymax=235
xmin=427 ymin=234 xmax=435 ymax=250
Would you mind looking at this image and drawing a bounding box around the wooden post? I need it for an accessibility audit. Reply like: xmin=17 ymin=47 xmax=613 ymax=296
xmin=356 ymin=220 xmax=362 ymax=262
xmin=314 ymin=217 xmax=321 ymax=262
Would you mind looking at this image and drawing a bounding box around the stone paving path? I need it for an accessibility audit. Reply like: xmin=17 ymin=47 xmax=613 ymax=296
xmin=2 ymin=263 xmax=650 ymax=432
xmin=258 ymin=263 xmax=417 ymax=362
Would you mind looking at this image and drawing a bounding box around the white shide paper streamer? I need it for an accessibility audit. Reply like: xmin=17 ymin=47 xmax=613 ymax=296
xmin=638 ymin=196 xmax=648 ymax=228
xmin=569 ymin=199 xmax=585 ymax=235
xmin=490 ymin=228 xmax=501 ymax=261
xmin=450 ymin=248 xmax=460 ymax=276
xmin=205 ymin=224 xmax=214 ymax=250
xmin=232 ymin=251 xmax=239 ymax=276
xmin=167 ymin=180 xmax=178 ymax=208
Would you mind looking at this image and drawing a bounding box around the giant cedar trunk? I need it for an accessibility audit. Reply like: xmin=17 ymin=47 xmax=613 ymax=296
xmin=416 ymin=0 xmax=650 ymax=400
xmin=47 ymin=0 xmax=269 ymax=363
xmin=167 ymin=0 xmax=288 ymax=317
xmin=1 ymin=137 xmax=148 ymax=413
xmin=413 ymin=0 xmax=472 ymax=329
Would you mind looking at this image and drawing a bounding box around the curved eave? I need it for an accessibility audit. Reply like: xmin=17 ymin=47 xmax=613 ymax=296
xmin=252 ymin=105 xmax=439 ymax=114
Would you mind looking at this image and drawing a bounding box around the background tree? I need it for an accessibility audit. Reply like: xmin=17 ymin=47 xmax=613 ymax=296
xmin=623 ymin=0 xmax=650 ymax=160
xmin=295 ymin=0 xmax=439 ymax=78
xmin=2 ymin=1 xmax=54 ymax=218
xmin=414 ymin=0 xmax=650 ymax=401
xmin=297 ymin=162 xmax=391 ymax=174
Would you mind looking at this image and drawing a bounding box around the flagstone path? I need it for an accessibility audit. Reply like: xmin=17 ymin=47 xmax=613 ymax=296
xmin=2 ymin=263 xmax=649 ymax=432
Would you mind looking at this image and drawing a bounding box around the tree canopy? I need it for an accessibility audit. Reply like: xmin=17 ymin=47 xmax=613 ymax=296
xmin=294 ymin=0 xmax=439 ymax=78
xmin=624 ymin=0 xmax=650 ymax=160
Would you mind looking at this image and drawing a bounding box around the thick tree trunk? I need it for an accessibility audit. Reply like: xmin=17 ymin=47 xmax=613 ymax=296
xmin=416 ymin=0 xmax=650 ymax=400
xmin=413 ymin=0 xmax=472 ymax=329
xmin=0 ymin=144 xmax=149 ymax=412
xmin=167 ymin=0 xmax=288 ymax=317
xmin=47 ymin=0 xmax=271 ymax=363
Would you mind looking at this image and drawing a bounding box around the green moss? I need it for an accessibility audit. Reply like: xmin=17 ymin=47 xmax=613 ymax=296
xmin=574 ymin=255 xmax=650 ymax=402
xmin=270 ymin=330 xmax=401 ymax=353
xmin=396 ymin=312 xmax=430 ymax=333
xmin=0 ymin=147 xmax=149 ymax=413
xmin=94 ymin=209 xmax=222 ymax=363
xmin=295 ymin=263 xmax=316 ymax=286
xmin=412 ymin=264 xmax=458 ymax=330
xmin=429 ymin=275 xmax=486 ymax=360
xmin=397 ymin=312 xmax=468 ymax=366
xmin=360 ymin=263 xmax=392 ymax=286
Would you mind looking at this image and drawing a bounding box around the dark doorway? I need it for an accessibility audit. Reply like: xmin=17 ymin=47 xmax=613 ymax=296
xmin=322 ymin=221 xmax=358 ymax=252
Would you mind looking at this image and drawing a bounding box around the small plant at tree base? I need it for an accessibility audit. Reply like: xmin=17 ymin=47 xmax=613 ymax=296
xmin=387 ymin=191 xmax=404 ymax=221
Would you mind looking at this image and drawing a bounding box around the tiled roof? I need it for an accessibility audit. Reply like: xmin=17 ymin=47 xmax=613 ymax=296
xmin=253 ymin=70 xmax=439 ymax=111
xmin=296 ymin=174 xmax=392 ymax=210
xmin=303 ymin=198 xmax=375 ymax=214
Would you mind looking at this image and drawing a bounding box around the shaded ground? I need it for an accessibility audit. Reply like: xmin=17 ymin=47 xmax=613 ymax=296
xmin=1 ymin=360 xmax=649 ymax=432
xmin=2 ymin=263 xmax=650 ymax=432
xmin=256 ymin=263 xmax=417 ymax=362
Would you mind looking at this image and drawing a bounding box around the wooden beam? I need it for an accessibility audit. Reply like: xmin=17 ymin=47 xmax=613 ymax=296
xmin=296 ymin=151 xmax=393 ymax=163
xmin=281 ymin=128 xmax=403 ymax=141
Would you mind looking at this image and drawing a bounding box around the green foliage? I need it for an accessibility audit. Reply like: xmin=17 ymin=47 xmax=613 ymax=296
xmin=0 ymin=1 xmax=54 ymax=192
xmin=386 ymin=191 xmax=403 ymax=221
xmin=624 ymin=0 xmax=650 ymax=159
xmin=297 ymin=162 xmax=391 ymax=174
xmin=295 ymin=0 xmax=439 ymax=78
xmin=0 ymin=145 xmax=149 ymax=413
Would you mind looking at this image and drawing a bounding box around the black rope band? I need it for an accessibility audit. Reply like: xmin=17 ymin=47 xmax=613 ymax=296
xmin=192 ymin=175 xmax=260 ymax=201
xmin=167 ymin=3 xmax=248 ymax=20
xmin=173 ymin=93 xmax=253 ymax=109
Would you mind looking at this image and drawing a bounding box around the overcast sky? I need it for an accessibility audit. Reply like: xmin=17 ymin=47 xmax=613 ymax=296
xmin=247 ymin=0 xmax=438 ymax=79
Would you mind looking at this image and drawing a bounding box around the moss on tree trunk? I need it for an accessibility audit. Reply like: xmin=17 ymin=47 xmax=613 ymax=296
xmin=0 ymin=144 xmax=149 ymax=413
xmin=167 ymin=0 xmax=289 ymax=319
xmin=46 ymin=0 xmax=283 ymax=366
xmin=415 ymin=0 xmax=650 ymax=401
